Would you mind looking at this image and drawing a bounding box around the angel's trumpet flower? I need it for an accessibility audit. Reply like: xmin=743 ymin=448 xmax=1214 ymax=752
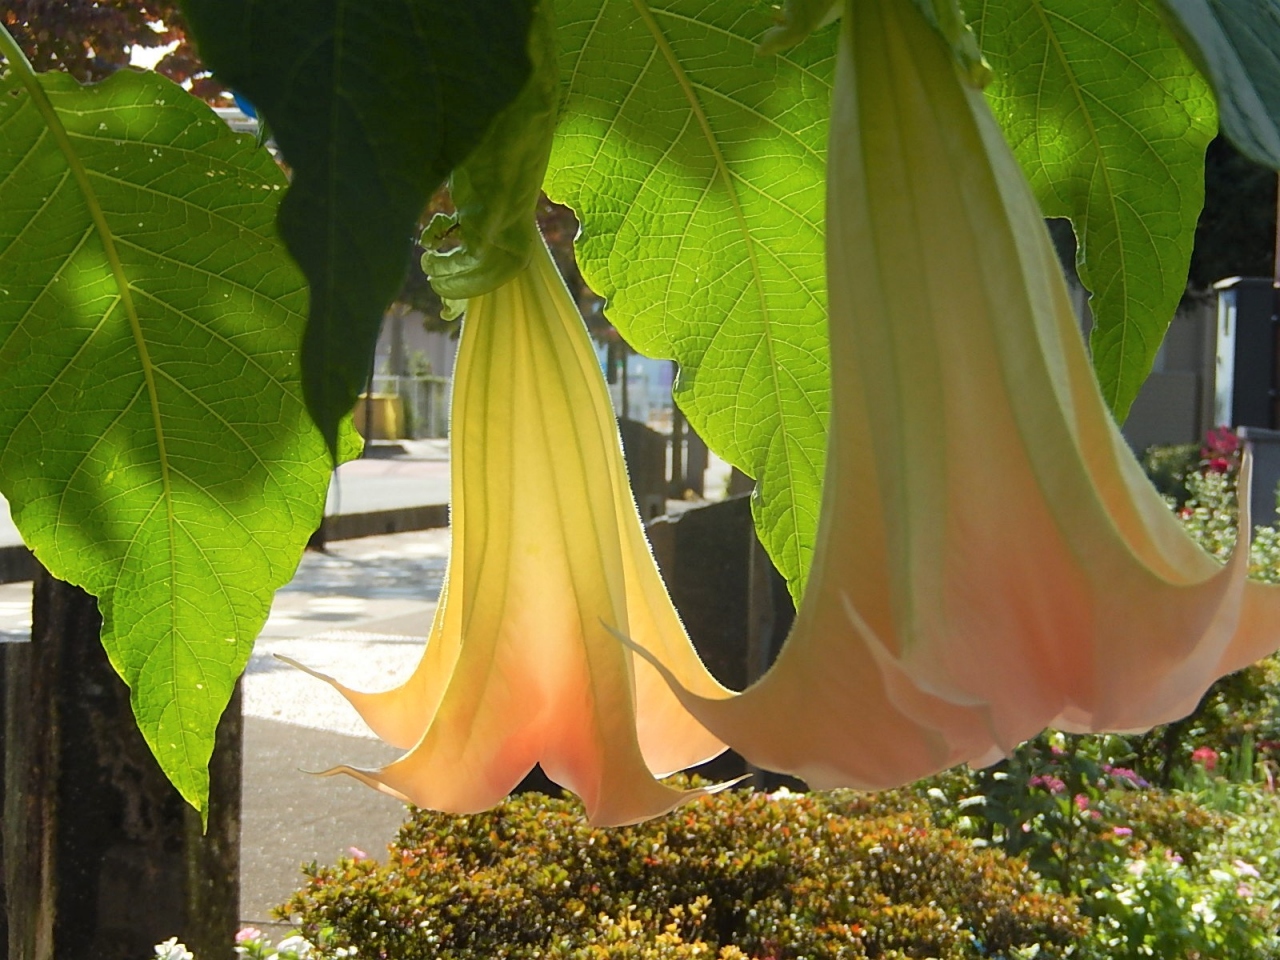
xmin=294 ymin=237 xmax=728 ymax=825
xmin=634 ymin=0 xmax=1280 ymax=790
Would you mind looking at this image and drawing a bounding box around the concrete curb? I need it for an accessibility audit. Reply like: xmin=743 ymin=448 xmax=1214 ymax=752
xmin=316 ymin=504 xmax=449 ymax=543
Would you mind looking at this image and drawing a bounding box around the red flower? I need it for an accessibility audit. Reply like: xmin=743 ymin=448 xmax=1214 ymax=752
xmin=1191 ymin=746 xmax=1218 ymax=771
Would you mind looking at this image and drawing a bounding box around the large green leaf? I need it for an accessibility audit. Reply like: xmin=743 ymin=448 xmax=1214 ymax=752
xmin=546 ymin=0 xmax=834 ymax=599
xmin=0 ymin=61 xmax=349 ymax=812
xmin=179 ymin=0 xmax=535 ymax=451
xmin=973 ymin=0 xmax=1216 ymax=421
xmin=1158 ymin=0 xmax=1280 ymax=170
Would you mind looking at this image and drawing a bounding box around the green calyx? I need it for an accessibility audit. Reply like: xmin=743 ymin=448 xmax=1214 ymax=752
xmin=910 ymin=0 xmax=990 ymax=87
xmin=422 ymin=0 xmax=558 ymax=302
xmin=759 ymin=0 xmax=988 ymax=90
xmin=758 ymin=0 xmax=840 ymax=55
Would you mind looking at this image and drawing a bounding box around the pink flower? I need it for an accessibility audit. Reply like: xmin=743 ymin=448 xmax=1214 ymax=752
xmin=1030 ymin=774 xmax=1066 ymax=794
xmin=1207 ymin=457 xmax=1231 ymax=474
xmin=1113 ymin=826 xmax=1133 ymax=837
xmin=235 ymin=928 xmax=264 ymax=944
xmin=1202 ymin=426 xmax=1240 ymax=458
xmin=1074 ymin=794 xmax=1090 ymax=811
xmin=1191 ymin=746 xmax=1218 ymax=771
xmin=1103 ymin=766 xmax=1150 ymax=788
xmin=346 ymin=846 xmax=369 ymax=860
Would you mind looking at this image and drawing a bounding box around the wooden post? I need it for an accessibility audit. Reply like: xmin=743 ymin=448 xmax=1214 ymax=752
xmin=4 ymin=568 xmax=241 ymax=960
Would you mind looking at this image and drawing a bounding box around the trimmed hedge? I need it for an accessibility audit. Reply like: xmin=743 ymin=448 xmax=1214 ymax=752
xmin=278 ymin=786 xmax=1090 ymax=959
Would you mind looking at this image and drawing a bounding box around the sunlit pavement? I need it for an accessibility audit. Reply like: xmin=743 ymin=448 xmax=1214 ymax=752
xmin=243 ymin=527 xmax=451 ymax=930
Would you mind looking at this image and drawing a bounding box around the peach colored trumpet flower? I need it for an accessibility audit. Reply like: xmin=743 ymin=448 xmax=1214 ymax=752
xmin=292 ymin=238 xmax=728 ymax=826
xmin=633 ymin=0 xmax=1280 ymax=791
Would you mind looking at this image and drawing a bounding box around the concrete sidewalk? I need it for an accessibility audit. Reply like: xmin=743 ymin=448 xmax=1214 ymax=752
xmin=241 ymin=527 xmax=450 ymax=931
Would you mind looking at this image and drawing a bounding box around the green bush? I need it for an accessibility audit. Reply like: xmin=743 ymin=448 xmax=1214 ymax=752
xmin=276 ymin=786 xmax=1090 ymax=959
xmin=919 ymin=738 xmax=1280 ymax=959
xmin=1141 ymin=442 xmax=1201 ymax=505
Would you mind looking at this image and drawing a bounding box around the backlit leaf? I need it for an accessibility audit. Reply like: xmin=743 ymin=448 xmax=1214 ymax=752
xmin=1158 ymin=0 xmax=1280 ymax=169
xmin=973 ymin=0 xmax=1216 ymax=421
xmin=546 ymin=0 xmax=834 ymax=599
xmin=0 ymin=64 xmax=351 ymax=812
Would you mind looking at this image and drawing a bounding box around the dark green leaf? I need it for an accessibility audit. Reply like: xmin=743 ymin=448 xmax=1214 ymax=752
xmin=0 ymin=65 xmax=353 ymax=812
xmin=1159 ymin=0 xmax=1280 ymax=169
xmin=179 ymin=0 xmax=534 ymax=450
xmin=974 ymin=0 xmax=1216 ymax=421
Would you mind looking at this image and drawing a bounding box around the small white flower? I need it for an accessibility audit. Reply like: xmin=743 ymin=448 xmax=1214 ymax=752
xmin=154 ymin=938 xmax=195 ymax=960
xmin=274 ymin=936 xmax=315 ymax=959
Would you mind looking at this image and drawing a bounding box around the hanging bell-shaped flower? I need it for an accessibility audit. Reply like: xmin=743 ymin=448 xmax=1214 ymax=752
xmin=293 ymin=237 xmax=729 ymax=825
xmin=633 ymin=0 xmax=1280 ymax=790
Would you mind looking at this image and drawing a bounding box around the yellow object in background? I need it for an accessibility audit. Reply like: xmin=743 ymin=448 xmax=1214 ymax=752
xmin=352 ymin=394 xmax=404 ymax=441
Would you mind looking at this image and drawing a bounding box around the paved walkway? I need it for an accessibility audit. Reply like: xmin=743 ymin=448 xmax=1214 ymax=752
xmin=242 ymin=527 xmax=450 ymax=930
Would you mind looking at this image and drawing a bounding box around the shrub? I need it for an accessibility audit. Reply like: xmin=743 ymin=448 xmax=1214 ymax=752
xmin=276 ymin=786 xmax=1090 ymax=960
xmin=925 ymin=737 xmax=1280 ymax=959
xmin=1141 ymin=443 xmax=1200 ymax=505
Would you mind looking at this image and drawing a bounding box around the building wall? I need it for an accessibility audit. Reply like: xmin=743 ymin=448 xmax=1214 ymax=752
xmin=1070 ymin=281 xmax=1217 ymax=451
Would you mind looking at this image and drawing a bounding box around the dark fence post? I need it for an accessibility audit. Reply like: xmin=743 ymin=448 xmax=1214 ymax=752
xmin=647 ymin=496 xmax=796 ymax=786
xmin=4 ymin=568 xmax=241 ymax=960
xmin=618 ymin=418 xmax=669 ymax=521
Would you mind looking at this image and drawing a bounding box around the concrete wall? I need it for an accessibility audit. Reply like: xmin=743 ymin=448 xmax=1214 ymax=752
xmin=1070 ymin=282 xmax=1217 ymax=451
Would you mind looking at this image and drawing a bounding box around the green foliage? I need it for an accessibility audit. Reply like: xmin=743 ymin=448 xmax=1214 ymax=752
xmin=1140 ymin=442 xmax=1200 ymax=504
xmin=178 ymin=0 xmax=535 ymax=450
xmin=919 ymin=734 xmax=1280 ymax=959
xmin=1175 ymin=467 xmax=1280 ymax=582
xmin=545 ymin=0 xmax=834 ymax=602
xmin=1157 ymin=0 xmax=1280 ymax=169
xmin=277 ymin=786 xmax=1090 ymax=959
xmin=0 ymin=59 xmax=345 ymax=813
xmin=1088 ymin=848 xmax=1280 ymax=960
xmin=972 ymin=0 xmax=1216 ymax=422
